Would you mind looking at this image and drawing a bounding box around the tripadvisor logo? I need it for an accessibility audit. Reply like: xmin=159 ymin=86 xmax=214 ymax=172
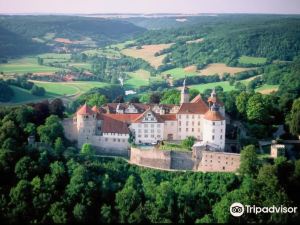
xmin=230 ymin=202 xmax=298 ymax=217
xmin=230 ymin=202 xmax=245 ymax=217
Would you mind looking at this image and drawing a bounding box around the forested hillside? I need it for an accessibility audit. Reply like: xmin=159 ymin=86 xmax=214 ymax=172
xmin=0 ymin=16 xmax=146 ymax=58
xmin=133 ymin=15 xmax=300 ymax=68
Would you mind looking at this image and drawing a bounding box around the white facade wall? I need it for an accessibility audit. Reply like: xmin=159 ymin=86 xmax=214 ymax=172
xmin=177 ymin=114 xmax=202 ymax=140
xmin=163 ymin=120 xmax=178 ymax=140
xmin=202 ymin=119 xmax=225 ymax=150
xmin=131 ymin=122 xmax=164 ymax=144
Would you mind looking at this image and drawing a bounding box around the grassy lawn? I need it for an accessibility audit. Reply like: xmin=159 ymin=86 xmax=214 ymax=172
xmin=0 ymin=57 xmax=61 ymax=74
xmin=159 ymin=142 xmax=190 ymax=152
xmin=239 ymin=55 xmax=267 ymax=65
xmin=125 ymin=69 xmax=151 ymax=88
xmin=189 ymin=81 xmax=236 ymax=92
xmin=162 ymin=67 xmax=198 ymax=79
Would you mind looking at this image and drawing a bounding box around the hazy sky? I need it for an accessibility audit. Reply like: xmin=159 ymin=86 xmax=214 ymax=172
xmin=0 ymin=0 xmax=300 ymax=14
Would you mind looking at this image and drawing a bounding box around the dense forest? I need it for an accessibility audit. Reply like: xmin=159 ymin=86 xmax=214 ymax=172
xmin=0 ymin=103 xmax=299 ymax=223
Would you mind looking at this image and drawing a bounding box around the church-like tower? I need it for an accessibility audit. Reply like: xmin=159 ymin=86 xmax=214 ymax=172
xmin=180 ymin=79 xmax=189 ymax=104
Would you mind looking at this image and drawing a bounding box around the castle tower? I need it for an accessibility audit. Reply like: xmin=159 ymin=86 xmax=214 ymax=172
xmin=180 ymin=78 xmax=189 ymax=104
xmin=76 ymin=103 xmax=97 ymax=147
xmin=207 ymin=88 xmax=225 ymax=117
xmin=202 ymin=102 xmax=226 ymax=150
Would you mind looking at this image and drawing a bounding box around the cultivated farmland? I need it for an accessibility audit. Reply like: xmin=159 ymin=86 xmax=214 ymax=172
xmin=121 ymin=43 xmax=173 ymax=68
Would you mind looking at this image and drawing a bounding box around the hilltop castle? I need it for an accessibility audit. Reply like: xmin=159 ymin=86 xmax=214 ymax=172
xmin=63 ymin=80 xmax=226 ymax=154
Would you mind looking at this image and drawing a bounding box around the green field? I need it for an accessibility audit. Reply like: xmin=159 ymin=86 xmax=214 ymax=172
xmin=189 ymin=81 xmax=235 ymax=93
xmin=125 ymin=69 xmax=151 ymax=88
xmin=82 ymin=48 xmax=121 ymax=58
xmin=238 ymin=55 xmax=267 ymax=65
xmin=8 ymin=86 xmax=50 ymax=103
xmin=33 ymin=81 xmax=109 ymax=95
xmin=109 ymin=40 xmax=135 ymax=50
xmin=162 ymin=68 xmax=197 ymax=79
xmin=255 ymin=84 xmax=279 ymax=94
xmin=0 ymin=57 xmax=62 ymax=74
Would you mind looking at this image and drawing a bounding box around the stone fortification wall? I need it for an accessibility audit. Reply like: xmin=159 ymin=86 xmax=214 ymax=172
xmin=130 ymin=147 xmax=171 ymax=169
xmin=170 ymin=151 xmax=194 ymax=170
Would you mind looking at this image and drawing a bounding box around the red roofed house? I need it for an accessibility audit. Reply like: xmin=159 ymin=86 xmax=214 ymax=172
xmin=62 ymin=80 xmax=226 ymax=155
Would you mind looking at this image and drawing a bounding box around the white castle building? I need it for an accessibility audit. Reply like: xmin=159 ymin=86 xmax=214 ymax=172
xmin=63 ymin=81 xmax=226 ymax=155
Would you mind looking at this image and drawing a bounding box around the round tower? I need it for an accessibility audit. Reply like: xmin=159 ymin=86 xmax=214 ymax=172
xmin=76 ymin=103 xmax=97 ymax=147
xmin=202 ymin=103 xmax=226 ymax=150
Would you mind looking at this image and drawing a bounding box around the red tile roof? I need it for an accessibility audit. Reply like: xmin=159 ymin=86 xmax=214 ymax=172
xmin=190 ymin=94 xmax=203 ymax=103
xmin=92 ymin=106 xmax=101 ymax=113
xmin=102 ymin=115 xmax=130 ymax=134
xmin=77 ymin=104 xmax=95 ymax=115
xmin=160 ymin=114 xmax=177 ymax=121
xmin=203 ymin=110 xmax=225 ymax=121
xmin=104 ymin=113 xmax=142 ymax=123
xmin=177 ymin=101 xmax=209 ymax=114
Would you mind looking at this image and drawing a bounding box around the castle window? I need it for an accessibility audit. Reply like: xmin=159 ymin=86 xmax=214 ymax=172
xmin=192 ymin=115 xmax=194 ymax=119
xmin=138 ymin=135 xmax=141 ymax=138
xmin=186 ymin=115 xmax=189 ymax=119
xmin=221 ymin=121 xmax=223 ymax=125
xmin=145 ymin=130 xmax=148 ymax=133
xmin=212 ymin=129 xmax=215 ymax=133
xmin=118 ymin=139 xmax=120 ymax=142
xmin=198 ymin=128 xmax=200 ymax=132
xmin=157 ymin=124 xmax=160 ymax=127
xmin=113 ymin=138 xmax=116 ymax=142
xmin=212 ymin=135 xmax=214 ymax=140
xmin=212 ymin=122 xmax=215 ymax=125
xmin=144 ymin=135 xmax=148 ymax=138
xmin=151 ymin=135 xmax=154 ymax=138
xmin=179 ymin=128 xmax=181 ymax=132
xmin=220 ymin=135 xmax=222 ymax=139
xmin=186 ymin=128 xmax=188 ymax=132
xmin=223 ymin=167 xmax=225 ymax=170
xmin=192 ymin=128 xmax=194 ymax=132
xmin=123 ymin=139 xmax=125 ymax=142
xmin=192 ymin=121 xmax=194 ymax=126
xmin=179 ymin=115 xmax=181 ymax=119
xmin=198 ymin=121 xmax=200 ymax=126
xmin=151 ymin=124 xmax=154 ymax=128
xmin=210 ymin=160 xmax=212 ymax=163
xmin=179 ymin=121 xmax=181 ymax=126
xmin=186 ymin=121 xmax=188 ymax=126
xmin=151 ymin=129 xmax=154 ymax=133
xmin=105 ymin=138 xmax=108 ymax=141
xmin=157 ymin=135 xmax=161 ymax=138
